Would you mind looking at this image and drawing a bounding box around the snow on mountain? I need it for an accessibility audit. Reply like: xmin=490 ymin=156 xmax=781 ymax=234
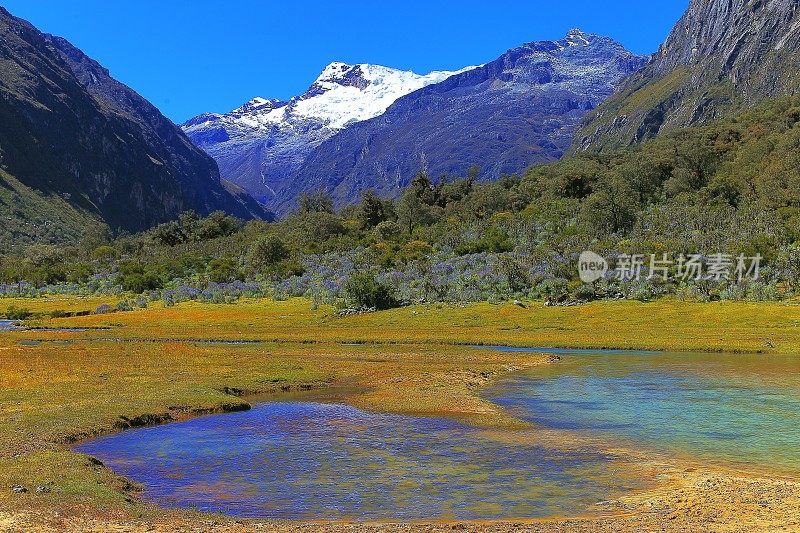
xmin=182 ymin=62 xmax=474 ymax=202
xmin=291 ymin=62 xmax=473 ymax=129
xmin=274 ymin=29 xmax=648 ymax=214
xmin=183 ymin=30 xmax=645 ymax=215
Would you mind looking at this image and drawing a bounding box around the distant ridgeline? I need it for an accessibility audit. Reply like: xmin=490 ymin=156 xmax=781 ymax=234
xmin=0 ymin=7 xmax=269 ymax=252
xmin=6 ymin=93 xmax=800 ymax=304
xmin=184 ymin=30 xmax=646 ymax=215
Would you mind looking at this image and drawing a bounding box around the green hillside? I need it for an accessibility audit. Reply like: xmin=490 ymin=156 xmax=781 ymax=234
xmin=0 ymin=170 xmax=107 ymax=253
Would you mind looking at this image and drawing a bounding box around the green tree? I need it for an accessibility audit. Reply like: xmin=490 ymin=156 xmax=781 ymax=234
xmin=208 ymin=257 xmax=240 ymax=283
xmin=196 ymin=211 xmax=240 ymax=241
xmin=357 ymin=189 xmax=392 ymax=229
xmin=119 ymin=262 xmax=164 ymax=294
xmin=152 ymin=221 xmax=186 ymax=246
xmin=298 ymin=190 xmax=335 ymax=214
xmin=397 ymin=172 xmax=437 ymax=235
xmin=248 ymin=235 xmax=290 ymax=273
xmin=581 ymin=174 xmax=640 ymax=235
xmin=344 ymin=272 xmax=399 ymax=310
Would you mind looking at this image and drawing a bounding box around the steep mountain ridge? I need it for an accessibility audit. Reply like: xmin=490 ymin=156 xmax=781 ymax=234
xmin=0 ymin=6 xmax=267 ymax=243
xmin=185 ymin=30 xmax=645 ymax=215
xmin=577 ymin=0 xmax=800 ymax=150
xmin=183 ymin=62 xmax=472 ymax=203
xmin=278 ymin=30 xmax=646 ymax=213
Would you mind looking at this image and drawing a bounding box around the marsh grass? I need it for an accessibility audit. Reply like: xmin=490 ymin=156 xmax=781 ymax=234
xmin=2 ymin=295 xmax=799 ymax=525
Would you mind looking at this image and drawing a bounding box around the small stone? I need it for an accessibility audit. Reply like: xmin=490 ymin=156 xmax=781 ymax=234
xmin=11 ymin=485 xmax=28 ymax=493
xmin=512 ymin=299 xmax=527 ymax=308
xmin=35 ymin=485 xmax=51 ymax=494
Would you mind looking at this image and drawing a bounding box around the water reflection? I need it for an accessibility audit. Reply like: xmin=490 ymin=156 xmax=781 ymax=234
xmin=75 ymin=402 xmax=644 ymax=520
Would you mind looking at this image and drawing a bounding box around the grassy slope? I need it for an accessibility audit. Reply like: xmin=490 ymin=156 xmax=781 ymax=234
xmin=0 ymin=170 xmax=106 ymax=252
xmin=1 ymin=296 xmax=799 ymax=524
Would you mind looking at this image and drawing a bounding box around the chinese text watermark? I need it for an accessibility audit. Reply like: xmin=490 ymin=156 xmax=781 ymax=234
xmin=579 ymin=252 xmax=761 ymax=283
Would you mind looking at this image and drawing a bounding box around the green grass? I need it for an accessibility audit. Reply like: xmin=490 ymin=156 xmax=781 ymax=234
xmin=0 ymin=170 xmax=106 ymax=253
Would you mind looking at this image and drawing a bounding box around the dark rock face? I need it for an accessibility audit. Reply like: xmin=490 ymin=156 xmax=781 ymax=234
xmin=577 ymin=0 xmax=800 ymax=151
xmin=0 ymin=7 xmax=267 ymax=234
xmin=279 ymin=31 xmax=645 ymax=213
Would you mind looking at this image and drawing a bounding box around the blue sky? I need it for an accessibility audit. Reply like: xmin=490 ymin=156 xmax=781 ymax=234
xmin=3 ymin=0 xmax=689 ymax=123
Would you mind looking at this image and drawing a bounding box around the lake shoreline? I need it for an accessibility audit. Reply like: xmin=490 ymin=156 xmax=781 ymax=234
xmin=4 ymin=297 xmax=800 ymax=531
xmin=61 ymin=353 xmax=800 ymax=531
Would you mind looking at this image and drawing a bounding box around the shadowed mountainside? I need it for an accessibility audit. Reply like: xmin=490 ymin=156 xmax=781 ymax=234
xmin=0 ymin=6 xmax=268 ymax=248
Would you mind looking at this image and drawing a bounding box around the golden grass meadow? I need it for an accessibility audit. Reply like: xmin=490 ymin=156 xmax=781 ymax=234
xmin=3 ymin=296 xmax=800 ymax=531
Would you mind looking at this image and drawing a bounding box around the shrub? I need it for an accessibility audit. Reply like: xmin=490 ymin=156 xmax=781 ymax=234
xmin=571 ymin=284 xmax=598 ymax=302
xmin=374 ymin=221 xmax=401 ymax=241
xmin=94 ymin=304 xmax=113 ymax=315
xmin=119 ymin=262 xmax=164 ymax=294
xmin=532 ymin=278 xmax=569 ymax=300
xmin=399 ymin=241 xmax=434 ymax=262
xmin=675 ymin=284 xmax=710 ymax=302
xmin=196 ymin=211 xmax=241 ymax=241
xmin=152 ymin=221 xmax=186 ymax=246
xmin=208 ymin=258 xmax=240 ymax=283
xmin=248 ymin=235 xmax=290 ymax=273
xmin=91 ymin=245 xmax=118 ymax=263
xmin=747 ymin=281 xmax=781 ymax=301
xmin=455 ymin=227 xmax=514 ymax=255
xmin=5 ymin=305 xmax=32 ymax=320
xmin=343 ymin=272 xmax=400 ymax=311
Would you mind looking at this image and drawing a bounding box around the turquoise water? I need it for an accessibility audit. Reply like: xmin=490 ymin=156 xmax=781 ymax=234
xmin=483 ymin=349 xmax=800 ymax=471
xmin=73 ymin=348 xmax=800 ymax=520
xmin=74 ymin=401 xmax=643 ymax=520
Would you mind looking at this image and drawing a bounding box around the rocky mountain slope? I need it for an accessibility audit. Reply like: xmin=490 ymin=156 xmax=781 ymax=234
xmin=0 ymin=6 xmax=267 ymax=244
xmin=183 ymin=63 xmax=472 ymax=204
xmin=576 ymin=0 xmax=800 ymax=150
xmin=186 ymin=30 xmax=645 ymax=215
xmin=276 ymin=30 xmax=646 ymax=213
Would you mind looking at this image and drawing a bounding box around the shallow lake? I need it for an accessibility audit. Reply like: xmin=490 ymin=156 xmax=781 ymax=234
xmin=74 ymin=347 xmax=800 ymax=520
xmin=483 ymin=348 xmax=800 ymax=472
xmin=75 ymin=401 xmax=643 ymax=520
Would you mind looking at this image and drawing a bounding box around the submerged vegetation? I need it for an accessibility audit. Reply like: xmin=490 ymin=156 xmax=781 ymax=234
xmin=4 ymin=96 xmax=800 ymax=309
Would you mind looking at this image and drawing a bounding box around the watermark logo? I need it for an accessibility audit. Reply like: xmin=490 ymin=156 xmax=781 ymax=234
xmin=578 ymin=252 xmax=762 ymax=283
xmin=578 ymin=251 xmax=609 ymax=283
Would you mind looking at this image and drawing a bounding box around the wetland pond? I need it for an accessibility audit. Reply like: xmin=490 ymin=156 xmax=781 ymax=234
xmin=482 ymin=348 xmax=800 ymax=472
xmin=75 ymin=348 xmax=800 ymax=520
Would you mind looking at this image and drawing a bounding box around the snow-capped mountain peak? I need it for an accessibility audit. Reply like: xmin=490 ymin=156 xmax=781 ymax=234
xmin=313 ymin=61 xmax=361 ymax=86
xmin=233 ymin=96 xmax=283 ymax=114
xmin=182 ymin=33 xmax=644 ymax=210
xmin=184 ymin=62 xmax=473 ymax=135
xmin=293 ymin=62 xmax=476 ymax=129
xmin=181 ymin=61 xmax=475 ymax=202
xmin=565 ymin=28 xmax=592 ymax=46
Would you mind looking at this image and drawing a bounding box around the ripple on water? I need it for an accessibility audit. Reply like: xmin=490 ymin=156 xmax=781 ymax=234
xmin=74 ymin=402 xmax=646 ymax=521
xmin=482 ymin=349 xmax=800 ymax=473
